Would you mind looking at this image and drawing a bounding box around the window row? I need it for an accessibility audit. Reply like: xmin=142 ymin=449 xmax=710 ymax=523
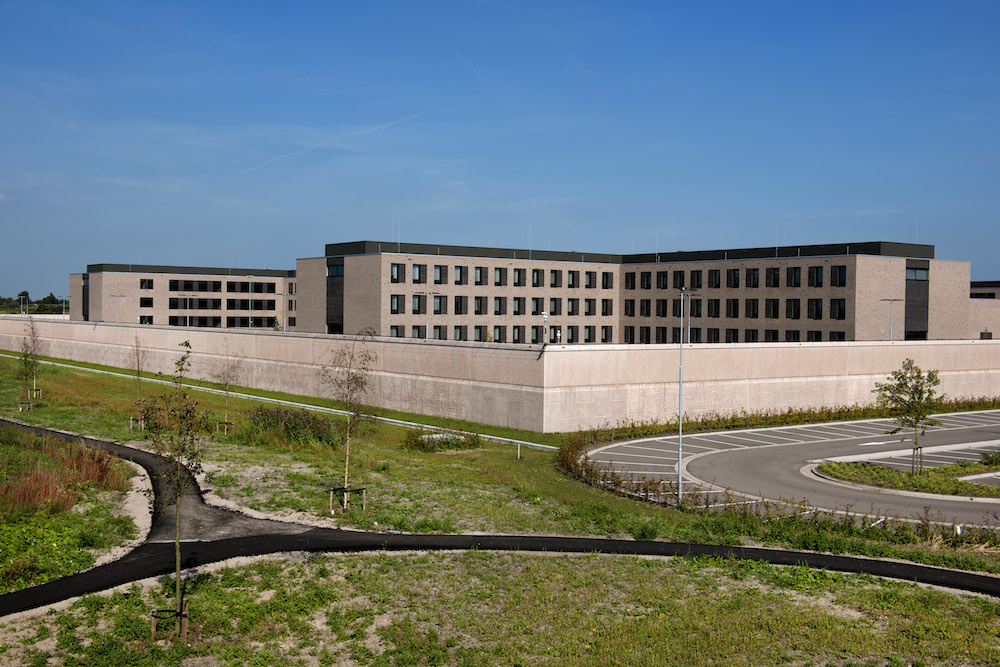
xmin=162 ymin=279 xmax=280 ymax=294
xmin=390 ymin=263 xmax=615 ymax=289
xmin=622 ymin=298 xmax=847 ymax=321
xmin=391 ymin=295 xmax=615 ymax=317
xmin=388 ymin=324 xmax=615 ymax=344
xmin=164 ymin=298 xmax=278 ymax=311
xmin=624 ymin=265 xmax=848 ymax=290
xmin=622 ymin=327 xmax=847 ymax=344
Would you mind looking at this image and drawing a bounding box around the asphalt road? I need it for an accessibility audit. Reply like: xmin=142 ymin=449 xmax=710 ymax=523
xmin=592 ymin=410 xmax=1000 ymax=524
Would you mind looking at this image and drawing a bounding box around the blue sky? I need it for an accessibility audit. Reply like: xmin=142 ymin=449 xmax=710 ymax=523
xmin=2 ymin=1 xmax=999 ymax=298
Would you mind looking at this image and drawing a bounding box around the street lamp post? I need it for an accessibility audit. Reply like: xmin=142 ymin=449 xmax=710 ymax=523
xmin=880 ymin=298 xmax=903 ymax=341
xmin=109 ymin=294 xmax=126 ymax=324
xmin=541 ymin=312 xmax=549 ymax=345
xmin=677 ymin=287 xmax=698 ymax=505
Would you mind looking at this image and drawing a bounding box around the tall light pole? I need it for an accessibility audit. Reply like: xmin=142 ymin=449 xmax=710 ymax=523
xmin=880 ymin=298 xmax=903 ymax=341
xmin=541 ymin=311 xmax=549 ymax=345
xmin=417 ymin=291 xmax=440 ymax=339
xmin=109 ymin=294 xmax=125 ymax=324
xmin=677 ymin=286 xmax=698 ymax=505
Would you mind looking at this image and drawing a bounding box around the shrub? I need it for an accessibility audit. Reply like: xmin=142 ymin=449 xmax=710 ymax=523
xmin=403 ymin=429 xmax=482 ymax=452
xmin=240 ymin=406 xmax=338 ymax=448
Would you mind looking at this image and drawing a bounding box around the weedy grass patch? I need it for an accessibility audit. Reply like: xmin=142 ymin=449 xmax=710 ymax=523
xmin=819 ymin=458 xmax=1000 ymax=498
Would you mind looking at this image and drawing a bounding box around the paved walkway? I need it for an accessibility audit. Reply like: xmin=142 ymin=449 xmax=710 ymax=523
xmin=3 ymin=418 xmax=1000 ymax=619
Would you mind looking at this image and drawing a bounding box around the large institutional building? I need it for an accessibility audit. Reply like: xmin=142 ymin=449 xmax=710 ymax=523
xmin=70 ymin=240 xmax=999 ymax=344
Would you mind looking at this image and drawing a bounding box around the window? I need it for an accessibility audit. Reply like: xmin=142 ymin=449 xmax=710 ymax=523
xmin=657 ymin=271 xmax=669 ymax=289
xmin=906 ymin=267 xmax=928 ymax=281
xmin=672 ymin=298 xmax=681 ymax=318
xmin=389 ymin=325 xmax=403 ymax=337
xmin=807 ymin=331 xmax=822 ymax=342
xmin=475 ymin=266 xmax=487 ymax=286
xmin=434 ymin=295 xmax=447 ymax=315
xmin=568 ymin=298 xmax=579 ymax=316
xmin=513 ymin=326 xmax=525 ymax=344
xmin=639 ymin=327 xmax=651 ymax=344
xmin=412 ymin=325 xmax=426 ymax=339
xmin=513 ymin=297 xmax=526 ymax=315
xmin=494 ymin=267 xmax=507 ymax=286
xmin=567 ymin=326 xmax=579 ymax=344
xmin=585 ymin=299 xmax=596 ymax=316
xmin=690 ymin=270 xmax=702 ymax=289
xmin=585 ymin=271 xmax=597 ymax=288
xmin=602 ymin=299 xmax=613 ymax=316
xmin=786 ymin=299 xmax=801 ymax=319
xmin=412 ymin=294 xmax=426 ymax=315
xmin=531 ymin=326 xmax=544 ymax=344
xmin=602 ymin=272 xmax=614 ymax=289
xmin=726 ymin=269 xmax=740 ymax=289
xmin=513 ymin=268 xmax=526 ymax=287
xmin=413 ymin=264 xmax=427 ymax=284
xmin=568 ymin=270 xmax=580 ymax=288
xmin=745 ymin=329 xmax=759 ymax=342
xmin=656 ymin=327 xmax=667 ymax=344
xmin=454 ymin=296 xmax=468 ymax=315
xmin=494 ymin=297 xmax=507 ymax=316
xmin=640 ymin=272 xmax=652 ymax=289
xmin=550 ymin=270 xmax=562 ymax=288
xmin=724 ymin=329 xmax=738 ymax=343
xmin=785 ymin=330 xmax=801 ymax=342
xmin=765 ymin=299 xmax=779 ymax=319
xmin=746 ymin=268 xmax=759 ymax=288
xmin=549 ymin=326 xmax=562 ymax=344
xmin=829 ymin=331 xmax=846 ymax=341
xmin=671 ymin=327 xmax=681 ymax=343
xmin=764 ymin=329 xmax=779 ymax=342
xmin=673 ymin=270 xmax=685 ymax=289
xmin=455 ymin=266 xmax=468 ymax=285
xmin=831 ymin=265 xmax=847 ymax=287
xmin=433 ymin=325 xmax=447 ymax=340
xmin=786 ymin=267 xmax=801 ymax=287
xmin=708 ymin=299 xmax=720 ymax=318
xmin=639 ymin=299 xmax=651 ymax=317
xmin=177 ymin=280 xmax=222 ymax=292
xmin=830 ymin=299 xmax=846 ymax=321
xmin=454 ymin=326 xmax=468 ymax=341
xmin=139 ymin=315 xmax=153 ymax=325
xmin=549 ymin=298 xmax=562 ymax=316
xmin=434 ymin=265 xmax=447 ymax=285
xmin=726 ymin=299 xmax=739 ymax=318
xmin=624 ymin=326 xmax=635 ymax=344
xmin=140 ymin=279 xmax=154 ymax=289
xmin=708 ymin=270 xmax=721 ymax=289
xmin=656 ymin=299 xmax=668 ymax=317
xmin=807 ymin=298 xmax=823 ymax=320
xmin=690 ymin=299 xmax=702 ymax=318
xmin=765 ymin=267 xmax=779 ymax=288
xmin=328 ymin=265 xmax=344 ymax=277
xmin=288 ymin=282 xmax=296 ymax=295
xmin=474 ymin=326 xmax=488 ymax=342
xmin=624 ymin=299 xmax=635 ymax=317
xmin=625 ymin=272 xmax=636 ymax=290
xmin=532 ymin=297 xmax=544 ymax=315
xmin=745 ymin=299 xmax=759 ymax=319
xmin=601 ymin=326 xmax=613 ymax=343
xmin=808 ymin=266 xmax=824 ymax=287
xmin=493 ymin=326 xmax=507 ymax=343
xmin=690 ymin=328 xmax=702 ymax=343
xmin=585 ymin=326 xmax=596 ymax=343
xmin=707 ymin=328 xmax=720 ymax=343
xmin=390 ymin=294 xmax=403 ymax=314
xmin=140 ymin=297 xmax=153 ymax=308
xmin=475 ymin=296 xmax=487 ymax=315
xmin=532 ymin=269 xmax=544 ymax=287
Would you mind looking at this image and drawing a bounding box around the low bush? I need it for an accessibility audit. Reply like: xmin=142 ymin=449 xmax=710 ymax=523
xmin=403 ymin=429 xmax=482 ymax=452
xmin=818 ymin=460 xmax=1000 ymax=498
xmin=239 ymin=406 xmax=338 ymax=449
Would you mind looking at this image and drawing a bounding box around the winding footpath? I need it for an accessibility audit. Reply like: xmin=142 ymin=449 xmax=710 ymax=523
xmin=3 ymin=417 xmax=1000 ymax=619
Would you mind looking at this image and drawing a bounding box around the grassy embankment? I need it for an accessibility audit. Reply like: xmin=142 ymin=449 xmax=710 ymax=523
xmin=0 ymin=426 xmax=137 ymax=594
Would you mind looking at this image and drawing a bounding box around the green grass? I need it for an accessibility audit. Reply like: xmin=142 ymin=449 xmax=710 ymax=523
xmin=819 ymin=460 xmax=1000 ymax=497
xmin=3 ymin=551 xmax=1000 ymax=666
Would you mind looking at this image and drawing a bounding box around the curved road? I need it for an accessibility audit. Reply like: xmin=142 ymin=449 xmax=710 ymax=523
xmin=593 ymin=410 xmax=1000 ymax=525
xmin=4 ymin=416 xmax=1000 ymax=619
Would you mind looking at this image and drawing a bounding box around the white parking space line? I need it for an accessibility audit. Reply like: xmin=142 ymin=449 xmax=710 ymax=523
xmin=808 ymin=424 xmax=871 ymax=437
xmin=604 ymin=461 xmax=677 ymax=468
xmin=677 ymin=435 xmax=749 ymax=448
xmin=607 ymin=443 xmax=679 ymax=455
xmin=592 ymin=452 xmax=678 ymax=462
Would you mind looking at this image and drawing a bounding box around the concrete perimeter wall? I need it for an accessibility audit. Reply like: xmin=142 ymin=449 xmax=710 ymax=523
xmin=1 ymin=317 xmax=998 ymax=433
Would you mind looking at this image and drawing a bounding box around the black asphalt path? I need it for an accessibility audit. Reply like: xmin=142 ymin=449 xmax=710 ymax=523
xmin=3 ymin=417 xmax=1000 ymax=619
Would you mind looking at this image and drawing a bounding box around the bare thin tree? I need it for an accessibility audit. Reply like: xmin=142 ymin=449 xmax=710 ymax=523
xmin=323 ymin=328 xmax=378 ymax=510
xmin=18 ymin=318 xmax=40 ymax=400
xmin=209 ymin=346 xmax=244 ymax=426
xmin=129 ymin=334 xmax=149 ymax=403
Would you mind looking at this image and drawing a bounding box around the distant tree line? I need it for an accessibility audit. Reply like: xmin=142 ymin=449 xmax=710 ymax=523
xmin=0 ymin=291 xmax=66 ymax=313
